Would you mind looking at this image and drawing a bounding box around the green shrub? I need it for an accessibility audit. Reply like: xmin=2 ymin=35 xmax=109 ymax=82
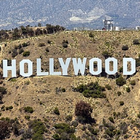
xmin=29 ymin=119 xmax=47 ymax=140
xmin=17 ymin=44 xmax=22 ymax=49
xmin=103 ymin=120 xmax=116 ymax=137
xmin=53 ymin=133 xmax=60 ymax=140
xmin=136 ymin=58 xmax=140 ymax=67
xmin=62 ymin=40 xmax=68 ymax=48
xmin=116 ymin=76 xmax=126 ymax=86
xmin=54 ymin=123 xmax=75 ymax=139
xmin=12 ymin=49 xmax=18 ymax=58
xmin=130 ymin=80 xmax=136 ymax=85
xmin=8 ymin=50 xmax=11 ymax=54
xmin=6 ymin=106 xmax=13 ymax=111
xmin=103 ymin=119 xmax=117 ymax=137
xmin=117 ymin=91 xmax=121 ymax=96
xmin=54 ymin=107 xmax=60 ymax=115
xmin=113 ymin=112 xmax=117 ymax=118
xmin=47 ymin=40 xmax=52 ymax=44
xmin=122 ymin=45 xmax=129 ymax=50
xmin=40 ymin=101 xmax=43 ymax=105
xmin=108 ymin=117 xmax=114 ymax=123
xmin=23 ymin=51 xmax=30 ymax=57
xmin=25 ymin=115 xmax=30 ymax=120
xmin=30 ymin=120 xmax=46 ymax=133
xmin=105 ymin=84 xmax=112 ymax=90
xmin=119 ymin=101 xmax=124 ymax=106
xmin=105 ymin=42 xmax=110 ymax=47
xmin=62 ymin=43 xmax=68 ymax=48
xmin=25 ymin=81 xmax=30 ymax=85
xmin=75 ymin=84 xmax=86 ymax=93
xmin=0 ymin=87 xmax=7 ymax=94
xmin=32 ymin=132 xmax=44 ymax=140
xmin=45 ymin=47 xmax=49 ymax=52
xmin=39 ymin=42 xmax=45 ymax=47
xmin=22 ymin=130 xmax=32 ymax=139
xmin=65 ymin=115 xmax=72 ymax=122
xmin=19 ymin=48 xmax=24 ymax=54
xmin=137 ymin=113 xmax=140 ymax=118
xmin=71 ymin=121 xmax=78 ymax=127
xmin=119 ymin=67 xmax=123 ymax=72
xmin=61 ymin=88 xmax=66 ymax=92
xmin=124 ymin=134 xmax=129 ymax=139
xmin=88 ymin=125 xmax=98 ymax=135
xmin=120 ymin=122 xmax=128 ymax=134
xmin=24 ymin=106 xmax=34 ymax=113
xmin=102 ymin=51 xmax=112 ymax=58
xmin=89 ymin=32 xmax=94 ymax=38
xmin=105 ymin=128 xmax=116 ymax=137
xmin=5 ymin=107 xmax=9 ymax=111
xmin=63 ymin=40 xmax=68 ymax=44
xmin=44 ymin=118 xmax=48 ymax=122
xmin=133 ymin=39 xmax=140 ymax=45
xmin=1 ymin=105 xmax=5 ymax=111
xmin=14 ymin=45 xmax=18 ymax=50
xmin=22 ymin=42 xmax=30 ymax=47
xmin=10 ymin=78 xmax=17 ymax=82
xmin=54 ymin=123 xmax=69 ymax=130
xmin=113 ymin=112 xmax=120 ymax=118
xmin=75 ymin=82 xmax=106 ymax=98
xmin=0 ymin=117 xmax=11 ymax=122
xmin=126 ymin=87 xmax=130 ymax=92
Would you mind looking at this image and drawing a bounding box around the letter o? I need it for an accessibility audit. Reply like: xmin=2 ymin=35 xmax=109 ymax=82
xmin=89 ymin=58 xmax=102 ymax=75
xmin=105 ymin=57 xmax=118 ymax=75
xmin=20 ymin=59 xmax=33 ymax=77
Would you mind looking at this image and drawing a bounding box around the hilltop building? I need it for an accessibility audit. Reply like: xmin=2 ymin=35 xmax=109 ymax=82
xmin=103 ymin=19 xmax=113 ymax=31
xmin=136 ymin=26 xmax=140 ymax=30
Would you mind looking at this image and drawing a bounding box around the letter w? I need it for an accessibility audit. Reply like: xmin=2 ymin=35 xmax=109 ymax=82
xmin=72 ymin=58 xmax=87 ymax=76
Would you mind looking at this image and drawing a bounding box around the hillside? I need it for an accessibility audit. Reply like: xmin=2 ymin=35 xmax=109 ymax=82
xmin=0 ymin=30 xmax=140 ymax=140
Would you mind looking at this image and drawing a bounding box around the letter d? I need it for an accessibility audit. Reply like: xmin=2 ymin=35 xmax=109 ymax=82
xmin=123 ymin=58 xmax=136 ymax=75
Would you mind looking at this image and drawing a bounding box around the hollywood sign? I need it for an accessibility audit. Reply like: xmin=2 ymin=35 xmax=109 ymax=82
xmin=2 ymin=57 xmax=136 ymax=77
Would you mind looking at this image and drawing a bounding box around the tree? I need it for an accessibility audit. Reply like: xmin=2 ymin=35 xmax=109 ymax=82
xmin=27 ymin=28 xmax=34 ymax=37
xmin=12 ymin=28 xmax=20 ymax=40
xmin=20 ymin=26 xmax=27 ymax=36
xmin=35 ymin=28 xmax=43 ymax=36
xmin=38 ymin=23 xmax=41 ymax=27
xmin=0 ymin=30 xmax=9 ymax=40
xmin=75 ymin=101 xmax=92 ymax=122
xmin=46 ymin=24 xmax=65 ymax=34
xmin=0 ymin=120 xmax=11 ymax=139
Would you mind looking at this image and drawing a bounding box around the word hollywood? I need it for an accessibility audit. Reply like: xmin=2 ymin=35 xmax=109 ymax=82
xmin=3 ymin=57 xmax=136 ymax=77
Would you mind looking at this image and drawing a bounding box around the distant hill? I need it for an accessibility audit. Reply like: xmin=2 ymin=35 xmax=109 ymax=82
xmin=0 ymin=0 xmax=140 ymax=29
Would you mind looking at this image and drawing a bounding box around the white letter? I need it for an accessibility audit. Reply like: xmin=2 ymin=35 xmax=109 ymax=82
xmin=37 ymin=58 xmax=48 ymax=76
xmin=89 ymin=58 xmax=102 ymax=75
xmin=105 ymin=57 xmax=118 ymax=75
xmin=49 ymin=58 xmax=61 ymax=75
xmin=58 ymin=58 xmax=71 ymax=75
xmin=20 ymin=59 xmax=33 ymax=77
xmin=123 ymin=58 xmax=136 ymax=75
xmin=3 ymin=60 xmax=16 ymax=77
xmin=72 ymin=58 xmax=87 ymax=75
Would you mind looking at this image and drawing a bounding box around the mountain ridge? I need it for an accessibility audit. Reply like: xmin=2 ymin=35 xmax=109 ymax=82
xmin=0 ymin=0 xmax=140 ymax=29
